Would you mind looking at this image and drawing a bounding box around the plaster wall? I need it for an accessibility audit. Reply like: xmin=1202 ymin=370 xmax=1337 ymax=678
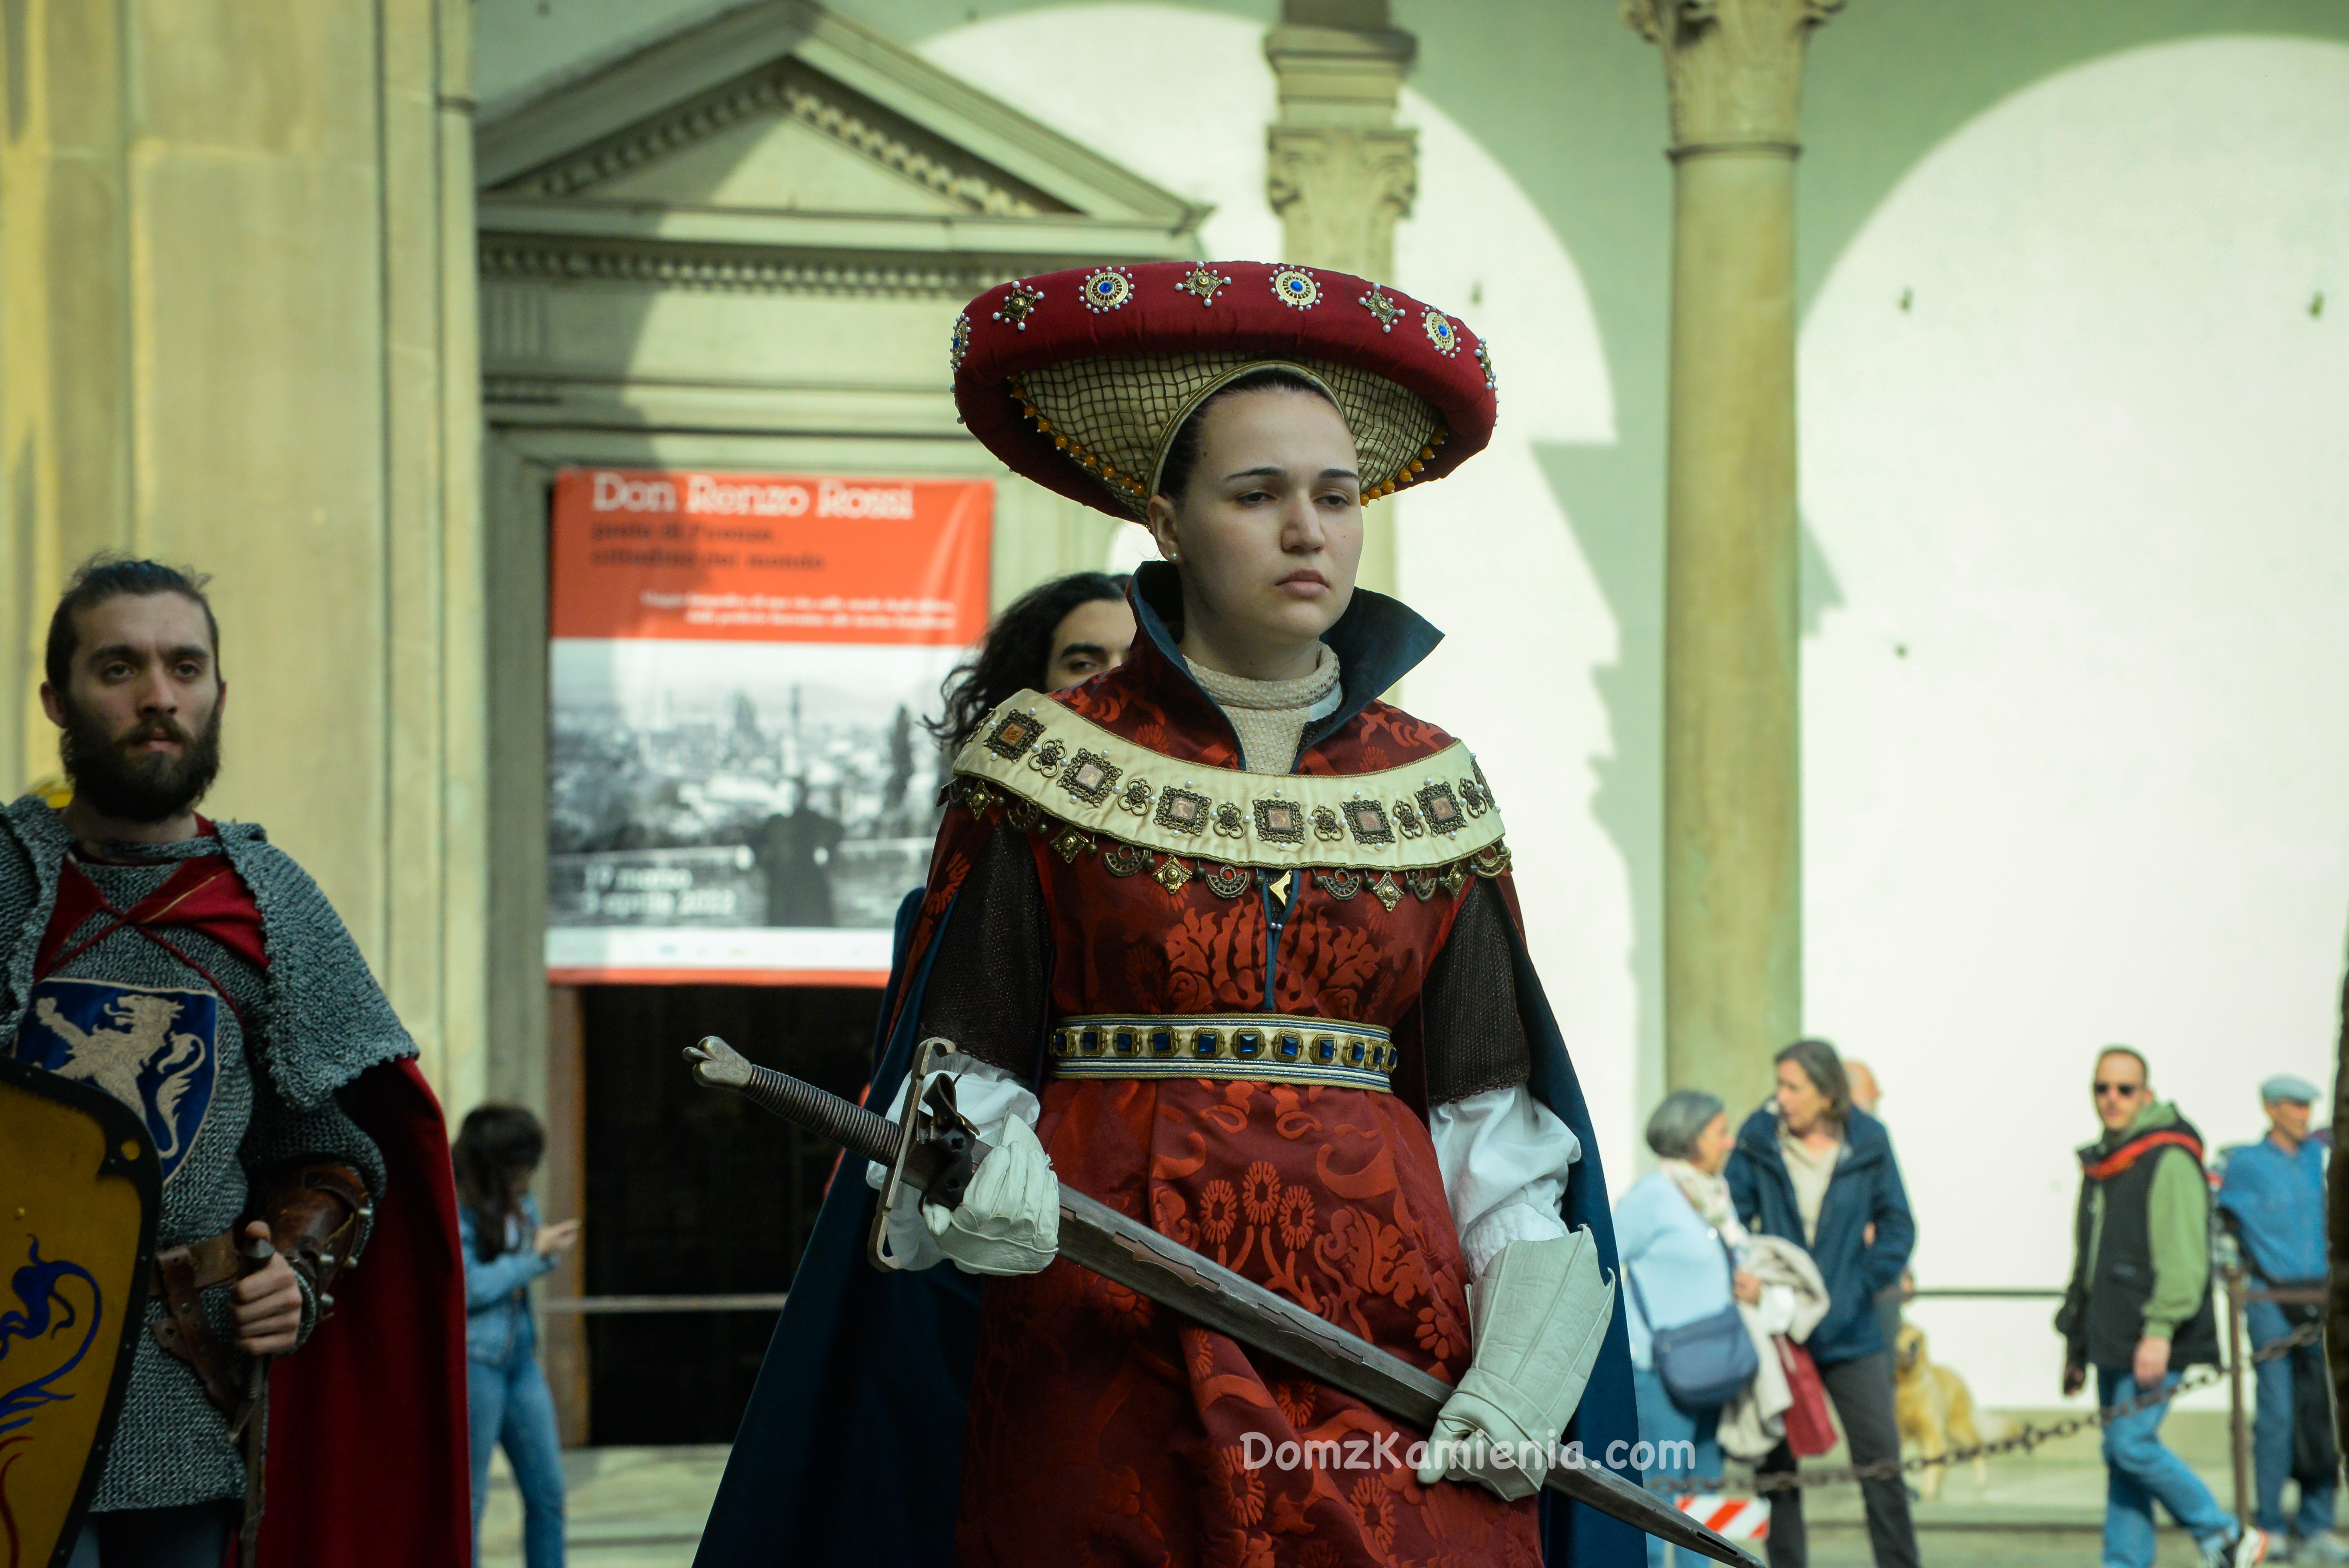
xmin=0 ymin=0 xmax=489 ymax=1107
xmin=1801 ymin=34 xmax=2349 ymax=1408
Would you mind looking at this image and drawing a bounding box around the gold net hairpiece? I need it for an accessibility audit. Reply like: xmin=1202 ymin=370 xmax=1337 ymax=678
xmin=1009 ymin=353 xmax=1450 ymax=519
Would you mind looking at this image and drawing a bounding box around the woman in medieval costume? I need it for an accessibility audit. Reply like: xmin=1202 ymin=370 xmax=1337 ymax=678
xmin=692 ymin=262 xmax=1642 ymax=1568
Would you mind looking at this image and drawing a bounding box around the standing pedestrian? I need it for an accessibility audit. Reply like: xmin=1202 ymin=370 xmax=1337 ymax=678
xmin=1618 ymin=1090 xmax=1759 ymax=1566
xmin=1727 ymin=1039 xmax=1921 ymax=1568
xmin=2218 ymin=1074 xmax=2338 ymax=1562
xmin=455 ymin=1105 xmax=581 ymax=1568
xmin=2059 ymin=1047 xmax=2268 ymax=1568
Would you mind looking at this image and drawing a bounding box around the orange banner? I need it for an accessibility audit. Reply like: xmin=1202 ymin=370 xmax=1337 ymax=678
xmin=550 ymin=467 xmax=992 ymax=645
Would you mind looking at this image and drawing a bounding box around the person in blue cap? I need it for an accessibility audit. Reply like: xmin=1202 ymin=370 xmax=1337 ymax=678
xmin=2219 ymin=1073 xmax=2338 ymax=1562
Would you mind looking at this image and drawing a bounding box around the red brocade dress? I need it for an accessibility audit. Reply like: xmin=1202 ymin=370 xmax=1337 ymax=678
xmin=894 ymin=631 xmax=1553 ymax=1568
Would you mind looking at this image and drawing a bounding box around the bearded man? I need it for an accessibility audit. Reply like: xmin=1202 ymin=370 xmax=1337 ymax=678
xmin=7 ymin=556 xmax=468 ymax=1568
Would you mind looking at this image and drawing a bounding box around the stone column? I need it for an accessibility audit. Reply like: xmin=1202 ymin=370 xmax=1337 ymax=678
xmin=0 ymin=0 xmax=488 ymax=1106
xmin=1626 ymin=0 xmax=1840 ymax=1098
xmin=1264 ymin=0 xmax=1417 ymax=599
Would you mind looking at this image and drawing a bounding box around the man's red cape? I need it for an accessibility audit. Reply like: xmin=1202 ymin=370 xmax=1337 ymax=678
xmin=42 ymin=845 xmax=473 ymax=1566
xmin=261 ymin=1057 xmax=472 ymax=1568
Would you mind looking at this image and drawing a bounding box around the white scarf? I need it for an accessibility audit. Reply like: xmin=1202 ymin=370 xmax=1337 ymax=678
xmin=1659 ymin=1158 xmax=1752 ymax=1248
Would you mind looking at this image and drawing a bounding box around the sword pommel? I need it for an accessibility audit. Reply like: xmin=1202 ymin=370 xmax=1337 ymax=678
xmin=686 ymin=1036 xmax=902 ymax=1168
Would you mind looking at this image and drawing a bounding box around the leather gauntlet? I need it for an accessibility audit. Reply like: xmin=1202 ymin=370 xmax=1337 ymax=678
xmin=258 ymin=1161 xmax=372 ymax=1318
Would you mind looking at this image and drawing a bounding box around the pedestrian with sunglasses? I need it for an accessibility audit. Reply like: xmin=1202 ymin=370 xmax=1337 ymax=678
xmin=2058 ymin=1046 xmax=2269 ymax=1568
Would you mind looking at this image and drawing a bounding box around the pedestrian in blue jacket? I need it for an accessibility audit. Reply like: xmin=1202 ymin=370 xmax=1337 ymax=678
xmin=455 ymin=1104 xmax=581 ymax=1568
xmin=1726 ymin=1039 xmax=1920 ymax=1568
xmin=2218 ymin=1073 xmax=2338 ymax=1560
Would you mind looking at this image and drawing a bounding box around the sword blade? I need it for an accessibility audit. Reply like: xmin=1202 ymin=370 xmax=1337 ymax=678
xmin=703 ymin=1044 xmax=1756 ymax=1567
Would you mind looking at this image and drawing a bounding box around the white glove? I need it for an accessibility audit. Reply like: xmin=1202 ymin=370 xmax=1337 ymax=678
xmin=865 ymin=1057 xmax=1040 ymax=1272
xmin=926 ymin=1112 xmax=1060 ymax=1276
xmin=1416 ymin=1228 xmax=1615 ymax=1500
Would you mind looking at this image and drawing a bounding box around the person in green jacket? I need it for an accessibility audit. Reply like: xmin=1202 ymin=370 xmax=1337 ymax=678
xmin=2058 ymin=1046 xmax=2268 ymax=1568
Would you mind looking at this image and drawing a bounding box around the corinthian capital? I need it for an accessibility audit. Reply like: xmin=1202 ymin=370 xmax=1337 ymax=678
xmin=1623 ymin=0 xmax=1844 ymax=156
xmin=1266 ymin=126 xmax=1418 ymax=282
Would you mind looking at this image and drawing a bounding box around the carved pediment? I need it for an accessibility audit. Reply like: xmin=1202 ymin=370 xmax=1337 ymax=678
xmin=487 ymin=55 xmax=1070 ymax=220
xmin=477 ymin=1 xmax=1200 ymax=236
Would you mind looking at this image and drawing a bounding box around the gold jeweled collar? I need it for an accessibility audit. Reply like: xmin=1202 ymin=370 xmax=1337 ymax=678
xmin=951 ymin=691 xmax=1506 ymax=873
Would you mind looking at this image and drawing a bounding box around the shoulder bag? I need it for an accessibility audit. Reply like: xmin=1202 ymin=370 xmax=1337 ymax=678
xmin=1629 ymin=1234 xmax=1760 ymax=1410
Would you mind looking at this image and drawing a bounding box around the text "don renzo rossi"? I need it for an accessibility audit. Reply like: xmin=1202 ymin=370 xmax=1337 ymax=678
xmin=590 ymin=471 xmax=915 ymax=521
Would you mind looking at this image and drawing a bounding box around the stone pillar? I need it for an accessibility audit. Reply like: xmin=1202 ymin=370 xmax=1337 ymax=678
xmin=0 ymin=0 xmax=489 ymax=1107
xmin=1264 ymin=0 xmax=1417 ymax=599
xmin=1626 ymin=0 xmax=1840 ymax=1098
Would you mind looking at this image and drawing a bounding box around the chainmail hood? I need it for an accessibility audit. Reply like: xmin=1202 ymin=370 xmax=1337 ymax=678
xmin=0 ymin=795 xmax=414 ymax=1107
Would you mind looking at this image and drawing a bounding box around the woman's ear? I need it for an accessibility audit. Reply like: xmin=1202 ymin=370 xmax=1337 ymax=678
xmin=1144 ymin=493 xmax=1182 ymax=565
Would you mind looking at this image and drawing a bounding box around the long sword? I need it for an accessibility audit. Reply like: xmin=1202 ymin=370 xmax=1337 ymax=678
xmin=684 ymin=1036 xmax=1754 ymax=1567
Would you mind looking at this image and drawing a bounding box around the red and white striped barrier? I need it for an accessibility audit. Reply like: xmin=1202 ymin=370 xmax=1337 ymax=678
xmin=1674 ymin=1494 xmax=1770 ymax=1540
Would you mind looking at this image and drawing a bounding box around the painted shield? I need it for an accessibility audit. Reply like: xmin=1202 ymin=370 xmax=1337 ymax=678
xmin=14 ymin=979 xmax=218 ymax=1185
xmin=0 ymin=1053 xmax=158 ymax=1568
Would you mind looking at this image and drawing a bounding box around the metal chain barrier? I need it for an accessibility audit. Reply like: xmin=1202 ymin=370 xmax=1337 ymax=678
xmin=1646 ymin=1318 xmax=2326 ymax=1494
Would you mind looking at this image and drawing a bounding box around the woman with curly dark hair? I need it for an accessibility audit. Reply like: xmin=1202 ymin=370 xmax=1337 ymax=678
xmin=927 ymin=570 xmax=1132 ymax=751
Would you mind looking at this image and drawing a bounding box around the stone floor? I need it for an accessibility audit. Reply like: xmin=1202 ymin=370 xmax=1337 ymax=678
xmin=477 ymin=1411 xmax=2257 ymax=1566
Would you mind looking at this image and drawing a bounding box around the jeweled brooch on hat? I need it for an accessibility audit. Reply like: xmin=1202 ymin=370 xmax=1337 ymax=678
xmin=1081 ymin=268 xmax=1135 ymax=314
xmin=1271 ymin=268 xmax=1322 ymax=310
xmin=992 ymin=280 xmax=1045 ymax=330
xmin=1176 ymin=266 xmax=1232 ymax=306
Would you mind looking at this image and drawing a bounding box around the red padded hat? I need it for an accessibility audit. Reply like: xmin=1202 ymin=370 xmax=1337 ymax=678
xmin=950 ymin=261 xmax=1499 ymax=519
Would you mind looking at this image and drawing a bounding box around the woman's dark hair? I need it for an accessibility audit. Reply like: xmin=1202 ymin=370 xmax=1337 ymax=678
xmin=1153 ymin=365 xmax=1342 ymax=502
xmin=928 ymin=571 xmax=1129 ymax=750
xmin=453 ymin=1103 xmax=546 ymax=1262
xmin=1774 ymin=1038 xmax=1852 ymax=1125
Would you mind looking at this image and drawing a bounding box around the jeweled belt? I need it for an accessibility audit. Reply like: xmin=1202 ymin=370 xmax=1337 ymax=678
xmin=1047 ymin=1013 xmax=1395 ymax=1093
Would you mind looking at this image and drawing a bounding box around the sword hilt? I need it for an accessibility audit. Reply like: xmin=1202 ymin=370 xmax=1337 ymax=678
xmin=687 ymin=1036 xmax=901 ymax=1167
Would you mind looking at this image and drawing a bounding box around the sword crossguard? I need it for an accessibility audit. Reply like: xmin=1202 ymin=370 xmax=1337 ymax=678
xmin=867 ymin=1038 xmax=983 ymax=1270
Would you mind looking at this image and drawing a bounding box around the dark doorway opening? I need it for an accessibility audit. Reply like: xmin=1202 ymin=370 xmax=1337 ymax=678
xmin=579 ymin=983 xmax=879 ymax=1444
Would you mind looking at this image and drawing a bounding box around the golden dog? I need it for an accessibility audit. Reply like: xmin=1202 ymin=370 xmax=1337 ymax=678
xmin=1894 ymin=1321 xmax=1988 ymax=1500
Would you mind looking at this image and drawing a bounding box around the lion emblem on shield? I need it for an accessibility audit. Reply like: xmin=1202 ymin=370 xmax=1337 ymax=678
xmin=23 ymin=983 xmax=216 ymax=1176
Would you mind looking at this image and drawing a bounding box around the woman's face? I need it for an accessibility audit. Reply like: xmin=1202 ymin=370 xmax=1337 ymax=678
xmin=1690 ymin=1112 xmax=1734 ymax=1175
xmin=1775 ymin=1061 xmax=1831 ymax=1137
xmin=1145 ymin=388 xmax=1362 ymax=663
xmin=1043 ymin=597 xmax=1135 ymax=691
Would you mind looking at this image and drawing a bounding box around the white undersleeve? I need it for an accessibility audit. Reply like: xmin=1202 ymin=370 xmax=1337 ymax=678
xmin=1430 ymin=1085 xmax=1580 ymax=1280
